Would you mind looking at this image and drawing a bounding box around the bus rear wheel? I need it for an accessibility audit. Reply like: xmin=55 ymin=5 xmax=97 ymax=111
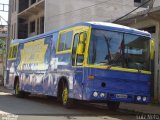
xmin=61 ymin=83 xmax=74 ymax=108
xmin=107 ymin=101 xmax=120 ymax=111
xmin=15 ymin=81 xmax=29 ymax=98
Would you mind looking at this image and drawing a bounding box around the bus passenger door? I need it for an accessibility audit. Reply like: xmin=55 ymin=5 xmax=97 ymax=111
xmin=72 ymin=31 xmax=87 ymax=100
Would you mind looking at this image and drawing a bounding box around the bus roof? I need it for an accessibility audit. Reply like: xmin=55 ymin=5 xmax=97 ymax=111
xmin=11 ymin=21 xmax=151 ymax=44
xmin=86 ymin=22 xmax=150 ymax=37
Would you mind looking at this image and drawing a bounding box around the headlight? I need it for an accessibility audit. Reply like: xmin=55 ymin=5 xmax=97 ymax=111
xmin=93 ymin=92 xmax=98 ymax=97
xmin=100 ymin=93 xmax=105 ymax=97
xmin=137 ymin=96 xmax=141 ymax=101
xmin=142 ymin=97 xmax=147 ymax=101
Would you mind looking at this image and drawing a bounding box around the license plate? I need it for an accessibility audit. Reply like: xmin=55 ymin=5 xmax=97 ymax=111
xmin=116 ymin=94 xmax=128 ymax=99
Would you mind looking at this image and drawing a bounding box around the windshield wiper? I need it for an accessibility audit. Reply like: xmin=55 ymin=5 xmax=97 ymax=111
xmin=104 ymin=35 xmax=111 ymax=62
xmin=92 ymin=38 xmax=96 ymax=63
xmin=104 ymin=36 xmax=125 ymax=69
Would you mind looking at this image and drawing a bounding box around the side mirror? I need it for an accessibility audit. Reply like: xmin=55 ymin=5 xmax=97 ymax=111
xmin=150 ymin=39 xmax=154 ymax=60
xmin=76 ymin=33 xmax=86 ymax=55
xmin=80 ymin=33 xmax=85 ymax=42
xmin=77 ymin=43 xmax=84 ymax=55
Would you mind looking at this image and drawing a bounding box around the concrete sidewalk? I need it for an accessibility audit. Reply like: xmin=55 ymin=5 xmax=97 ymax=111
xmin=0 ymin=86 xmax=13 ymax=93
xmin=120 ymin=103 xmax=160 ymax=115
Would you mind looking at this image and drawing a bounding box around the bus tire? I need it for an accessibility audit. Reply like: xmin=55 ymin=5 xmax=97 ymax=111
xmin=15 ymin=80 xmax=23 ymax=97
xmin=61 ymin=82 xmax=74 ymax=108
xmin=107 ymin=101 xmax=120 ymax=111
xmin=15 ymin=80 xmax=29 ymax=98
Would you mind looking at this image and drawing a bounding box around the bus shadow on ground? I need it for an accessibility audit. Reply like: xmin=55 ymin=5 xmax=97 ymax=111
xmin=0 ymin=88 xmax=140 ymax=120
xmin=25 ymin=95 xmax=141 ymax=116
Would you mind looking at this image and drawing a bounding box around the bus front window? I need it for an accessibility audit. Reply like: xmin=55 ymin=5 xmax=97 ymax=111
xmin=88 ymin=29 xmax=124 ymax=67
xmin=88 ymin=29 xmax=150 ymax=71
xmin=124 ymin=34 xmax=150 ymax=71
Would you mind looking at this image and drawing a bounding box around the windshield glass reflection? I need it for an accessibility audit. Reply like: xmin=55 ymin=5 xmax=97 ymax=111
xmin=88 ymin=29 xmax=150 ymax=71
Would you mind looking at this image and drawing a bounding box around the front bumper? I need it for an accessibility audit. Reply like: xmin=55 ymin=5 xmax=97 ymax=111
xmin=84 ymin=90 xmax=151 ymax=104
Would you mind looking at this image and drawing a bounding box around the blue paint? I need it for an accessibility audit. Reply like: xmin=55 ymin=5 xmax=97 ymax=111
xmin=7 ymin=22 xmax=152 ymax=105
xmin=82 ymin=68 xmax=151 ymax=103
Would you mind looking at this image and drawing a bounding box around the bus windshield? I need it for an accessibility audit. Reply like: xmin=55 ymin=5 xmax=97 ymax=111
xmin=88 ymin=29 xmax=150 ymax=71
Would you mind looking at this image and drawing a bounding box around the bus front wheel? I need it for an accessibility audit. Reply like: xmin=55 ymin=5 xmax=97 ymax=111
xmin=61 ymin=82 xmax=74 ymax=108
xmin=107 ymin=101 xmax=120 ymax=111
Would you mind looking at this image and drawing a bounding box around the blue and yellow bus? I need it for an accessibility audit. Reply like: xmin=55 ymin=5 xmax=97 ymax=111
xmin=7 ymin=22 xmax=154 ymax=111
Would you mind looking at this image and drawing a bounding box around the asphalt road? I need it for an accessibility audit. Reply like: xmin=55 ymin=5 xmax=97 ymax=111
xmin=0 ymin=87 xmax=139 ymax=120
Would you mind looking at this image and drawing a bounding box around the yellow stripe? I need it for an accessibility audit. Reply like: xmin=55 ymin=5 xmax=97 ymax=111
xmin=8 ymin=57 xmax=16 ymax=60
xmin=86 ymin=65 xmax=151 ymax=74
xmin=72 ymin=66 xmax=84 ymax=68
xmin=56 ymin=50 xmax=71 ymax=54
xmin=10 ymin=43 xmax=19 ymax=47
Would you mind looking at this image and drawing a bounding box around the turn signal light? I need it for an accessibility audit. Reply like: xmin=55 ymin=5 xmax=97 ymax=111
xmin=88 ymin=75 xmax=95 ymax=80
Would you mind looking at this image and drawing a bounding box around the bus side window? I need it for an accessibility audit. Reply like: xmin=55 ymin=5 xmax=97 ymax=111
xmin=8 ymin=47 xmax=13 ymax=59
xmin=45 ymin=36 xmax=53 ymax=63
xmin=12 ymin=46 xmax=18 ymax=58
xmin=58 ymin=31 xmax=73 ymax=52
xmin=8 ymin=45 xmax=18 ymax=60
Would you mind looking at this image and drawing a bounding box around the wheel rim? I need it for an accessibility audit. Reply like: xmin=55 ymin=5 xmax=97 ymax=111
xmin=62 ymin=87 xmax=68 ymax=105
xmin=15 ymin=83 xmax=20 ymax=95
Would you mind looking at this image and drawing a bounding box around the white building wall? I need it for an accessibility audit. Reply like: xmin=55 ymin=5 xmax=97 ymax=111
xmin=45 ymin=0 xmax=140 ymax=31
xmin=153 ymin=0 xmax=160 ymax=8
xmin=44 ymin=0 xmax=160 ymax=32
xmin=10 ymin=0 xmax=18 ymax=40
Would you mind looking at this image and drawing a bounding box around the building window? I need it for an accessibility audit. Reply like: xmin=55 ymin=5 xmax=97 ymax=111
xmin=140 ymin=26 xmax=156 ymax=33
xmin=31 ymin=0 xmax=36 ymax=5
xmin=19 ymin=0 xmax=29 ymax=13
xmin=134 ymin=0 xmax=149 ymax=8
xmin=15 ymin=0 xmax=16 ymax=12
xmin=134 ymin=0 xmax=141 ymax=3
xmin=14 ymin=23 xmax=16 ymax=39
xmin=12 ymin=0 xmax=14 ymax=13
xmin=30 ymin=21 xmax=35 ymax=33
xmin=37 ymin=18 xmax=40 ymax=35
xmin=12 ymin=24 xmax=14 ymax=39
xmin=40 ymin=16 xmax=44 ymax=34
